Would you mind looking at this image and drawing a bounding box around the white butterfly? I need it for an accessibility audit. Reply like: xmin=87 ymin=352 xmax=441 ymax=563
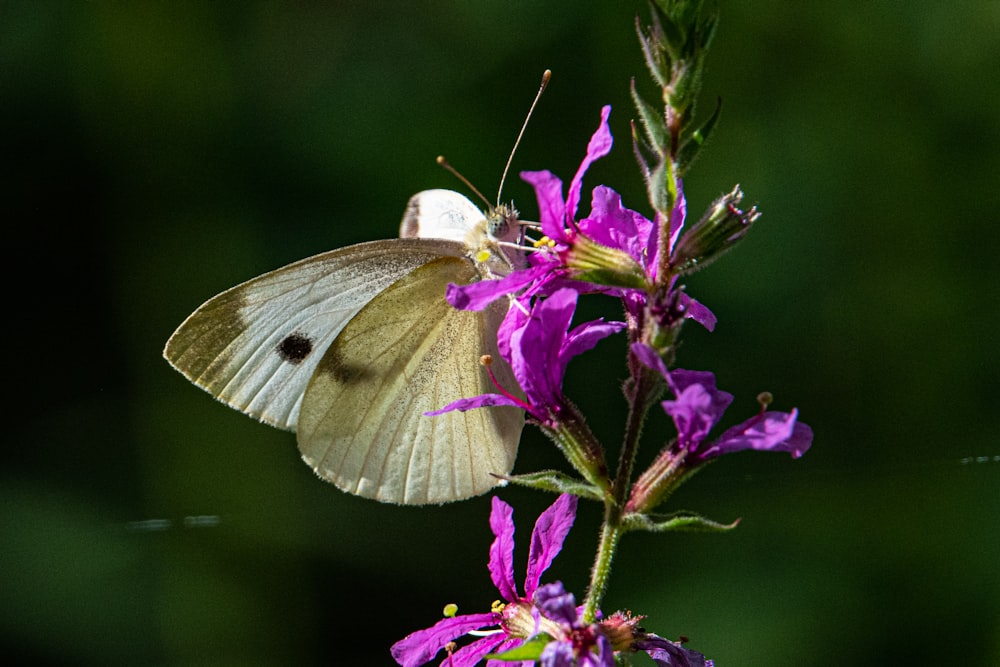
xmin=163 ymin=188 xmax=527 ymax=505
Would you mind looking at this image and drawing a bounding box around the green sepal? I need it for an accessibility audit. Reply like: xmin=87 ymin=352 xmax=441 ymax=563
xmin=677 ymin=96 xmax=722 ymax=173
xmin=565 ymin=234 xmax=649 ymax=290
xmin=498 ymin=470 xmax=604 ymax=502
xmin=623 ymin=510 xmax=741 ymax=533
xmin=573 ymin=267 xmax=649 ymax=290
xmin=486 ymin=634 xmax=553 ymax=661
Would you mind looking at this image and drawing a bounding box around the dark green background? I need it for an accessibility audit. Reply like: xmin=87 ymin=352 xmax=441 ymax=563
xmin=4 ymin=1 xmax=998 ymax=665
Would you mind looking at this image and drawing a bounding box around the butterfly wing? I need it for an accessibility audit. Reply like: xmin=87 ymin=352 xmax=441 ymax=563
xmin=400 ymin=189 xmax=486 ymax=242
xmin=163 ymin=238 xmax=467 ymax=430
xmin=297 ymin=256 xmax=524 ymax=504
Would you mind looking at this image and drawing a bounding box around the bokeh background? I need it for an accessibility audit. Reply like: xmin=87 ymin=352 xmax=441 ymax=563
xmin=4 ymin=1 xmax=999 ymax=665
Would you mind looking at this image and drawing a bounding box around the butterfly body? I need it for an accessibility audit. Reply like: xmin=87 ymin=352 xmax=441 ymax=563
xmin=164 ymin=190 xmax=525 ymax=504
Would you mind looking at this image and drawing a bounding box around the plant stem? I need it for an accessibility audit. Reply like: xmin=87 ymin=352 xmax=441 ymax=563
xmin=582 ymin=356 xmax=660 ymax=621
xmin=583 ymin=513 xmax=622 ymax=623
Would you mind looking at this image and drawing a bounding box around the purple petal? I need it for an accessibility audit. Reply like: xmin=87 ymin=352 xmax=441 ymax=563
xmin=539 ymin=639 xmax=576 ymax=667
xmin=679 ymin=293 xmax=716 ymax=331
xmin=562 ymin=319 xmax=626 ymax=366
xmin=667 ymin=369 xmax=720 ymax=396
xmin=702 ymin=409 xmax=813 ymax=460
xmin=516 ymin=290 xmax=579 ymax=410
xmin=646 ymin=211 xmax=664 ymax=281
xmin=660 ymin=372 xmax=733 ymax=448
xmin=566 ymin=106 xmax=613 ymax=223
xmin=425 ymin=393 xmax=524 ymax=416
xmin=631 ymin=342 xmax=670 ymax=381
xmin=521 ymin=170 xmax=569 ymax=242
xmin=524 ymin=494 xmax=578 ymax=596
xmin=579 ymin=186 xmax=654 ymax=269
xmin=591 ymin=635 xmax=616 ymax=667
xmin=666 ymin=179 xmax=687 ymax=255
xmin=453 ymin=634 xmax=515 ymax=667
xmin=497 ymin=300 xmax=530 ymax=365
xmin=446 ymin=266 xmax=547 ymax=311
xmin=635 ymin=635 xmax=713 ymax=667
xmin=660 ymin=386 xmax=722 ymax=447
xmin=489 ymin=496 xmax=519 ymax=602
xmin=390 ymin=613 xmax=497 ymax=667
xmin=534 ymin=581 xmax=578 ymax=626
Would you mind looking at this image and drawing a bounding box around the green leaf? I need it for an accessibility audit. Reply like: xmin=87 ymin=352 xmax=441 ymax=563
xmin=498 ymin=470 xmax=604 ymax=502
xmin=487 ymin=634 xmax=552 ymax=661
xmin=631 ymin=78 xmax=667 ymax=152
xmin=635 ymin=17 xmax=669 ymax=89
xmin=677 ymin=96 xmax=722 ymax=173
xmin=646 ymin=160 xmax=668 ymax=215
xmin=631 ymin=121 xmax=652 ymax=180
xmin=623 ymin=510 xmax=741 ymax=533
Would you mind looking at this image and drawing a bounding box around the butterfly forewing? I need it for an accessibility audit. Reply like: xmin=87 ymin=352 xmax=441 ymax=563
xmin=400 ymin=189 xmax=486 ymax=242
xmin=297 ymin=256 xmax=523 ymax=504
xmin=163 ymin=239 xmax=468 ymax=430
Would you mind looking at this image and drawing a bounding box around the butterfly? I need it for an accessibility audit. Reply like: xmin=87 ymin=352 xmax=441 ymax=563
xmin=163 ymin=188 xmax=529 ymax=505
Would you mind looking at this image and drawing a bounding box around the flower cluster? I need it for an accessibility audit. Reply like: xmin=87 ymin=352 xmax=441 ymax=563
xmin=396 ymin=3 xmax=814 ymax=664
xmin=391 ymin=495 xmax=711 ymax=667
xmin=432 ymin=105 xmax=811 ymax=500
xmin=404 ymin=98 xmax=813 ymax=664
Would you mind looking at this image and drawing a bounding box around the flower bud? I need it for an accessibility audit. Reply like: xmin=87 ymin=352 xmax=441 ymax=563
xmin=671 ymin=185 xmax=759 ymax=275
xmin=565 ymin=234 xmax=649 ymax=289
xmin=599 ymin=611 xmax=645 ymax=651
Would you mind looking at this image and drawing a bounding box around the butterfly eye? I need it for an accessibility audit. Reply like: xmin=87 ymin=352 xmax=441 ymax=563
xmin=487 ymin=214 xmax=508 ymax=238
xmin=487 ymin=204 xmax=519 ymax=240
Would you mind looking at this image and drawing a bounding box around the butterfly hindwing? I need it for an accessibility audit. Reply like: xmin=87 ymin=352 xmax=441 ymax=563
xmin=297 ymin=256 xmax=524 ymax=504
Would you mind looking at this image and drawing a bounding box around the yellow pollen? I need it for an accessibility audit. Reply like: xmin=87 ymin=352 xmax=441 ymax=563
xmin=443 ymin=603 xmax=459 ymax=618
xmin=490 ymin=600 xmax=506 ymax=614
xmin=475 ymin=249 xmax=492 ymax=263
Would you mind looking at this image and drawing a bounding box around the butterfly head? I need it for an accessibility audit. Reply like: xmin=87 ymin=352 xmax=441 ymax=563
xmin=486 ymin=202 xmax=520 ymax=242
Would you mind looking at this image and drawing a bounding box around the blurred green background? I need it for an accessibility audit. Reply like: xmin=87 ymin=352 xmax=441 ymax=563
xmin=4 ymin=1 xmax=999 ymax=665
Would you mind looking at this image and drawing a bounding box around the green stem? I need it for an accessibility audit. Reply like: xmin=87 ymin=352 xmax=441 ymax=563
xmin=613 ymin=362 xmax=660 ymax=503
xmin=582 ymin=355 xmax=661 ymax=621
xmin=582 ymin=515 xmax=622 ymax=623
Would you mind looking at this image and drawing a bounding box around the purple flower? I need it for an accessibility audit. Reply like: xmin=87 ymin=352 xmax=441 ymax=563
xmin=525 ymin=585 xmax=712 ymax=667
xmin=444 ymin=105 xmax=717 ymax=333
xmin=533 ymin=582 xmax=614 ymax=667
xmin=522 ymin=105 xmax=614 ymax=253
xmin=428 ymin=289 xmax=624 ymax=427
xmin=390 ymin=494 xmax=578 ymax=667
xmin=445 ymin=106 xmax=618 ymax=313
xmin=632 ymin=343 xmax=813 ymax=461
xmin=446 ymin=108 xmax=641 ymax=306
xmin=633 ymin=635 xmax=715 ymax=667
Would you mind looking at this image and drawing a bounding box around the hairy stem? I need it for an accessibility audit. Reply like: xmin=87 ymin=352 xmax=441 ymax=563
xmin=582 ymin=355 xmax=660 ymax=621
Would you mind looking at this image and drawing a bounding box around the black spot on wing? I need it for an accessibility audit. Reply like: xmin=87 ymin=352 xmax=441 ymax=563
xmin=276 ymin=332 xmax=313 ymax=364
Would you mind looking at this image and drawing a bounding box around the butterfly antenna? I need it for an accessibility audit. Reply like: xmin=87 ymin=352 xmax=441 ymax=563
xmin=436 ymin=155 xmax=492 ymax=209
xmin=496 ymin=69 xmax=551 ymax=207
